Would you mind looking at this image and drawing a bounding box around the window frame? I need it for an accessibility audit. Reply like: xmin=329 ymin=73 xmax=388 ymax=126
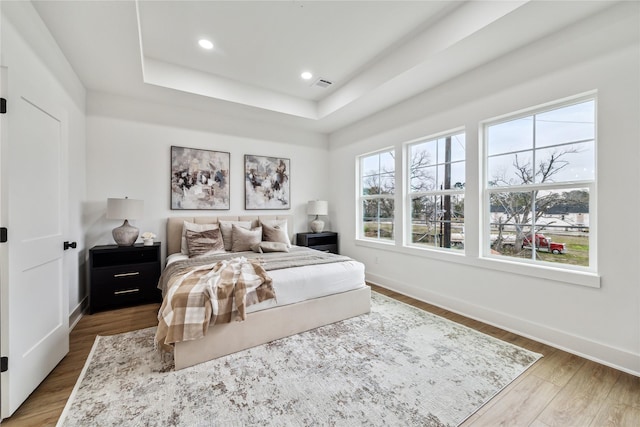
xmin=404 ymin=129 xmax=466 ymax=253
xmin=356 ymin=147 xmax=396 ymax=243
xmin=481 ymin=93 xmax=597 ymax=273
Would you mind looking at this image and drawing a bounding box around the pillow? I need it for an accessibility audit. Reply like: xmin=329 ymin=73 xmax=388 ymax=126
xmin=231 ymin=225 xmax=262 ymax=252
xmin=251 ymin=241 xmax=290 ymax=253
xmin=185 ymin=228 xmax=225 ymax=257
xmin=181 ymin=221 xmax=219 ymax=255
xmin=261 ymin=220 xmax=291 ymax=247
xmin=219 ymin=220 xmax=252 ymax=251
xmin=261 ymin=218 xmax=288 ymax=231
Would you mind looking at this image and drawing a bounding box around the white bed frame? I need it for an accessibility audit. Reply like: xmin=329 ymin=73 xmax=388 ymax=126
xmin=166 ymin=216 xmax=371 ymax=370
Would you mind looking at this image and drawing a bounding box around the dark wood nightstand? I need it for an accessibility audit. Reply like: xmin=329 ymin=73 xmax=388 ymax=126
xmin=296 ymin=232 xmax=339 ymax=254
xmin=89 ymin=243 xmax=162 ymax=314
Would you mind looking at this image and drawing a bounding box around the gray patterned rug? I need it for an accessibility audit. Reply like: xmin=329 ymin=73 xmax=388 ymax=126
xmin=58 ymin=292 xmax=541 ymax=426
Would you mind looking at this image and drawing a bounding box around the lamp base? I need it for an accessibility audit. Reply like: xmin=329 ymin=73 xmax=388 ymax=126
xmin=310 ymin=219 xmax=325 ymax=233
xmin=112 ymin=219 xmax=139 ymax=246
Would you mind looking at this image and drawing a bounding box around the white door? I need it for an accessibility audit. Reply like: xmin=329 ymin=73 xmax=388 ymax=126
xmin=0 ymin=67 xmax=69 ymax=418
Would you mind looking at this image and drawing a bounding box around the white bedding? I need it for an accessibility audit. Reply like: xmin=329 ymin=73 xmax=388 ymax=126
xmin=165 ymin=251 xmax=366 ymax=314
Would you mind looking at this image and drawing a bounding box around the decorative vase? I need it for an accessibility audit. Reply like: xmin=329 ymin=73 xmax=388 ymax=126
xmin=112 ymin=219 xmax=139 ymax=246
xmin=310 ymin=219 xmax=325 ymax=233
xmin=143 ymin=238 xmax=154 ymax=246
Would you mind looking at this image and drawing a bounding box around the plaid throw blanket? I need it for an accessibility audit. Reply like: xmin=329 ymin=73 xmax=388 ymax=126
xmin=155 ymin=257 xmax=275 ymax=351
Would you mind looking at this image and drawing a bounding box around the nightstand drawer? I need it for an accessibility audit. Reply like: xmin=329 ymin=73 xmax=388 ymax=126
xmin=90 ymin=264 xmax=160 ymax=311
xmin=92 ymin=246 xmax=159 ymax=267
xmin=91 ymin=263 xmax=159 ymax=287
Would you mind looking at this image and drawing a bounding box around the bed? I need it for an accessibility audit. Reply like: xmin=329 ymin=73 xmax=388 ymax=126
xmin=159 ymin=215 xmax=370 ymax=370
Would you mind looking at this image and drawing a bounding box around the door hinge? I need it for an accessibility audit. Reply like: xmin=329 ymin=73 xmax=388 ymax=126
xmin=0 ymin=98 xmax=6 ymax=114
xmin=0 ymin=227 xmax=6 ymax=243
xmin=1 ymin=356 xmax=7 ymax=372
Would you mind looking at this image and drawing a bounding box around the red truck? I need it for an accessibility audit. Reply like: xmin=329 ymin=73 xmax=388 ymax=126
xmin=522 ymin=233 xmax=566 ymax=254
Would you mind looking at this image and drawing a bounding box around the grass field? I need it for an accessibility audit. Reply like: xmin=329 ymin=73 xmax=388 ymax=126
xmin=531 ymin=233 xmax=589 ymax=267
xmin=364 ymin=222 xmax=590 ymax=267
xmin=492 ymin=232 xmax=589 ymax=267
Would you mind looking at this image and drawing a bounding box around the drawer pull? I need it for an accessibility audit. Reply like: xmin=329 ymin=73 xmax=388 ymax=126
xmin=113 ymin=272 xmax=140 ymax=278
xmin=114 ymin=288 xmax=140 ymax=295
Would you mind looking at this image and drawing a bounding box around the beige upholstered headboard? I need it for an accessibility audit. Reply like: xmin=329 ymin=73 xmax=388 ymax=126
xmin=167 ymin=215 xmax=294 ymax=256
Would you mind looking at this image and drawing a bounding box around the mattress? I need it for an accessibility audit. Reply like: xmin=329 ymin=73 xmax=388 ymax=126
xmin=165 ymin=250 xmax=366 ymax=314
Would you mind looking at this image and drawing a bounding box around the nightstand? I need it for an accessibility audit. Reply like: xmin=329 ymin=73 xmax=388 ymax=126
xmin=296 ymin=232 xmax=339 ymax=254
xmin=89 ymin=243 xmax=162 ymax=314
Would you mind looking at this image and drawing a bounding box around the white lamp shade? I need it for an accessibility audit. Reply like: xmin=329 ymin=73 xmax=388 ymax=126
xmin=307 ymin=200 xmax=328 ymax=216
xmin=106 ymin=198 xmax=144 ymax=220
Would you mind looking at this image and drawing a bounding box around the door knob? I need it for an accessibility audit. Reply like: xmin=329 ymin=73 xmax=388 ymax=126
xmin=64 ymin=241 xmax=77 ymax=250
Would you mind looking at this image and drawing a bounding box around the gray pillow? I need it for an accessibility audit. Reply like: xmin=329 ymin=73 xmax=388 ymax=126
xmin=186 ymin=228 xmax=225 ymax=257
xmin=219 ymin=220 xmax=252 ymax=251
xmin=231 ymin=225 xmax=262 ymax=252
xmin=251 ymin=241 xmax=290 ymax=253
xmin=261 ymin=221 xmax=291 ymax=247
xmin=181 ymin=221 xmax=219 ymax=255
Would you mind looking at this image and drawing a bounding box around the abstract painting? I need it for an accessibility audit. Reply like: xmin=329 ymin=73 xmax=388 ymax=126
xmin=245 ymin=155 xmax=290 ymax=209
xmin=171 ymin=146 xmax=230 ymax=210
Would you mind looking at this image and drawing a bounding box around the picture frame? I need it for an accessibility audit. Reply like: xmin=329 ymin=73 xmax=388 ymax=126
xmin=170 ymin=146 xmax=230 ymax=210
xmin=244 ymin=154 xmax=290 ymax=210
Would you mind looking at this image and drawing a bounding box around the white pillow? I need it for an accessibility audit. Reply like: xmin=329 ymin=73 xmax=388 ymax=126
xmin=181 ymin=221 xmax=218 ymax=255
xmin=219 ymin=220 xmax=252 ymax=251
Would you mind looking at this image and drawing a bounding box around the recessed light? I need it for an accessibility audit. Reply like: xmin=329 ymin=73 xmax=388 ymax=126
xmin=301 ymin=71 xmax=313 ymax=80
xmin=198 ymin=39 xmax=214 ymax=50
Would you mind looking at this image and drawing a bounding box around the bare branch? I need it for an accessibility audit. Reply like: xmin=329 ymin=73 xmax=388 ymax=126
xmin=513 ymin=154 xmax=533 ymax=184
xmin=537 ymin=147 xmax=578 ymax=182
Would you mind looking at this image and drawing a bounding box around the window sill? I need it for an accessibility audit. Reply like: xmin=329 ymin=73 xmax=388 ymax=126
xmin=475 ymin=255 xmax=600 ymax=288
xmin=355 ymin=239 xmax=600 ymax=288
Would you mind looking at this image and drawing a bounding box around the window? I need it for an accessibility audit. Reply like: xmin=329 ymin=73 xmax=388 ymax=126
xmin=485 ymin=97 xmax=595 ymax=269
xmin=407 ymin=132 xmax=465 ymax=250
xmin=358 ymin=149 xmax=395 ymax=241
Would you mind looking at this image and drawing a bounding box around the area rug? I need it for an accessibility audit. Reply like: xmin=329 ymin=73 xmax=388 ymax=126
xmin=58 ymin=292 xmax=541 ymax=427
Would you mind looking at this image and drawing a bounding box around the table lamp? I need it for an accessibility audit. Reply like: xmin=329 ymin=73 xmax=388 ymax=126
xmin=307 ymin=200 xmax=328 ymax=233
xmin=106 ymin=197 xmax=144 ymax=246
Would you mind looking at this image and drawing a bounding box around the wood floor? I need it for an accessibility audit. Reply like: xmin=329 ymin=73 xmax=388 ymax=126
xmin=2 ymin=285 xmax=639 ymax=426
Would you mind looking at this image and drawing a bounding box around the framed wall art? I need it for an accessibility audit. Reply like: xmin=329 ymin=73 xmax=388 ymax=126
xmin=171 ymin=146 xmax=230 ymax=210
xmin=244 ymin=154 xmax=290 ymax=210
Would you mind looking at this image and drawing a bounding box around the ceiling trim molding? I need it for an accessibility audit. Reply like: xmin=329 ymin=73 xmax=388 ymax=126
xmin=142 ymin=57 xmax=319 ymax=119
xmin=133 ymin=0 xmax=529 ymax=122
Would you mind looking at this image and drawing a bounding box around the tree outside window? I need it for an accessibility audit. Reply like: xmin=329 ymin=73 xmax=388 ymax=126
xmin=359 ymin=150 xmax=395 ymax=241
xmin=485 ymin=98 xmax=595 ymax=268
xmin=407 ymin=132 xmax=465 ymax=250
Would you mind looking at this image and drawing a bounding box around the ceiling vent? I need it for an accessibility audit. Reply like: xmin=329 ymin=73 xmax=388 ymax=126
xmin=312 ymin=78 xmax=333 ymax=89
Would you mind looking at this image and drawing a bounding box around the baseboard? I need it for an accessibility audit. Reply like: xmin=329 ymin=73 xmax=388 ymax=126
xmin=366 ymin=272 xmax=640 ymax=377
xmin=68 ymin=296 xmax=88 ymax=331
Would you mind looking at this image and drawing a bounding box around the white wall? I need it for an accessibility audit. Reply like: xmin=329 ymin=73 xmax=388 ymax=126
xmin=329 ymin=3 xmax=640 ymax=374
xmin=0 ymin=1 xmax=87 ymax=324
xmin=85 ymin=92 xmax=330 ymax=259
